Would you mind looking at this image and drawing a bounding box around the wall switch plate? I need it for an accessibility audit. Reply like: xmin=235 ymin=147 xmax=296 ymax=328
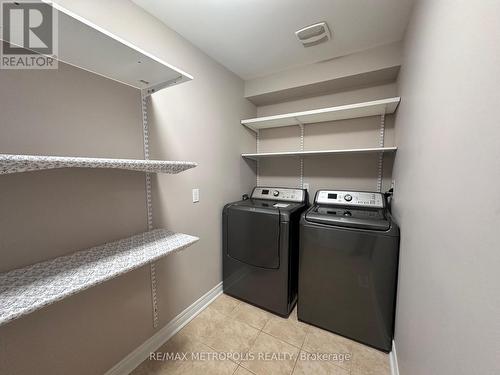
xmin=192 ymin=188 xmax=199 ymax=203
xmin=303 ymin=183 xmax=310 ymax=191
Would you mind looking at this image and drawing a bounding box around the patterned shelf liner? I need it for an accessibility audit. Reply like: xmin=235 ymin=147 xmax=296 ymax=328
xmin=0 ymin=229 xmax=199 ymax=326
xmin=0 ymin=154 xmax=197 ymax=175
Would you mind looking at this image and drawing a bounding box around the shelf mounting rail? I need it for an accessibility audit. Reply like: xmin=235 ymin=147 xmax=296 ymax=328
xmin=256 ymin=130 xmax=260 ymax=186
xmin=295 ymin=117 xmax=305 ymax=189
xmin=376 ymin=113 xmax=386 ymax=192
xmin=141 ymin=90 xmax=159 ymax=328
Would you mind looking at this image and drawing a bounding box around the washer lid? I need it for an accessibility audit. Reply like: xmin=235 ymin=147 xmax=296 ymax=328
xmin=305 ymin=205 xmax=391 ymax=231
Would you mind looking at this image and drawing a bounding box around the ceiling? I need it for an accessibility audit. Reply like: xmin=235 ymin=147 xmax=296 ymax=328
xmin=133 ymin=0 xmax=414 ymax=80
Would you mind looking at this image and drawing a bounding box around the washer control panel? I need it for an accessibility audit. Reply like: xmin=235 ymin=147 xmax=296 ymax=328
xmin=252 ymin=187 xmax=306 ymax=203
xmin=316 ymin=190 xmax=384 ymax=208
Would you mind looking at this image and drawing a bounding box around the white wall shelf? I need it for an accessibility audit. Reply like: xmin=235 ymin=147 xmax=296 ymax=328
xmin=242 ymin=147 xmax=397 ymax=160
xmin=0 ymin=4 xmax=198 ymax=331
xmin=0 ymin=229 xmax=199 ymax=326
xmin=0 ymin=154 xmax=197 ymax=175
xmin=4 ymin=2 xmax=193 ymax=94
xmin=241 ymin=97 xmax=400 ymax=131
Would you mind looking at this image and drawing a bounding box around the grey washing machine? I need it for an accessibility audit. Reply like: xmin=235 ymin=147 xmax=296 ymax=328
xmin=223 ymin=187 xmax=308 ymax=317
xmin=298 ymin=190 xmax=399 ymax=352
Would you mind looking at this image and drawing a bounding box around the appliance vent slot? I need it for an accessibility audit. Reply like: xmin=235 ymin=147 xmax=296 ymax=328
xmin=295 ymin=22 xmax=331 ymax=48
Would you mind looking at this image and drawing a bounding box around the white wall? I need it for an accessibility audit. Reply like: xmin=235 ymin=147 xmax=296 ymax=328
xmin=245 ymin=42 xmax=402 ymax=104
xmin=392 ymin=1 xmax=500 ymax=374
xmin=0 ymin=0 xmax=256 ymax=374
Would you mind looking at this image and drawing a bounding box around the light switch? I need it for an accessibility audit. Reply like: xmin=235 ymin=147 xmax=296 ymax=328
xmin=192 ymin=188 xmax=199 ymax=203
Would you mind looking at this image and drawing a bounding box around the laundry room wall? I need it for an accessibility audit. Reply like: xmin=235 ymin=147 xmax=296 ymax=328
xmin=391 ymin=1 xmax=500 ymax=374
xmin=253 ymin=83 xmax=397 ymax=200
xmin=244 ymin=41 xmax=402 ymax=105
xmin=0 ymin=0 xmax=256 ymax=374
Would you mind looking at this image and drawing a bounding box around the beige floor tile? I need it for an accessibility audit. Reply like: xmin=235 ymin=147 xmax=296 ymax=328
xmin=181 ymin=305 xmax=226 ymax=342
xmin=131 ymin=330 xmax=237 ymax=375
xmin=163 ymin=328 xmax=206 ymax=351
xmin=232 ymin=302 xmax=273 ymax=329
xmin=302 ymin=326 xmax=354 ymax=370
xmin=172 ymin=355 xmax=237 ymax=375
xmin=152 ymin=350 xmax=237 ymax=375
xmin=234 ymin=365 xmax=256 ymax=374
xmin=241 ymin=332 xmax=299 ymax=375
xmin=202 ymin=315 xmax=260 ymax=355
xmin=134 ymin=299 xmax=388 ymax=375
xmin=291 ymin=306 xmax=313 ymax=329
xmin=130 ymin=330 xmax=200 ymax=375
xmin=292 ymin=350 xmax=349 ymax=375
xmin=262 ymin=315 xmax=309 ymax=348
xmin=351 ymin=343 xmax=390 ymax=375
xmin=210 ymin=293 xmax=242 ymax=316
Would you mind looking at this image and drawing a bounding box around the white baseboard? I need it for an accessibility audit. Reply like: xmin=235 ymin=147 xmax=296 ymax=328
xmin=105 ymin=282 xmax=223 ymax=375
xmin=389 ymin=340 xmax=400 ymax=375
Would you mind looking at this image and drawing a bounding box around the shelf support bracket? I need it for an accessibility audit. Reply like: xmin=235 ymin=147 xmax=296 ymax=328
xmin=143 ymin=75 xmax=186 ymax=97
xmin=141 ymin=90 xmax=159 ymax=329
xmin=376 ymin=113 xmax=386 ymax=193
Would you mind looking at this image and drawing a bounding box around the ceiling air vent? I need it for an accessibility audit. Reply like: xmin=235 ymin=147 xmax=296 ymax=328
xmin=295 ymin=22 xmax=331 ymax=48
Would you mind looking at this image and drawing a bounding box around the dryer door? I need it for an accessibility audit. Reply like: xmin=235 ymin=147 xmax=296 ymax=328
xmin=226 ymin=206 xmax=280 ymax=269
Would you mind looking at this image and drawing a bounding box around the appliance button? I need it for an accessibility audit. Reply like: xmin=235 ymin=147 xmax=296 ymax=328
xmin=343 ymin=211 xmax=352 ymax=217
xmin=344 ymin=194 xmax=352 ymax=202
xmin=273 ymin=190 xmax=280 ymax=197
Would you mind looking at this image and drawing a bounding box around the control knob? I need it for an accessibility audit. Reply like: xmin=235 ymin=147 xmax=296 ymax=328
xmin=273 ymin=190 xmax=279 ymax=197
xmin=344 ymin=194 xmax=353 ymax=202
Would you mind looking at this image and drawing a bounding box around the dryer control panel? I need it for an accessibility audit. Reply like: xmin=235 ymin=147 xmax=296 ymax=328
xmin=316 ymin=190 xmax=384 ymax=208
xmin=252 ymin=187 xmax=306 ymax=203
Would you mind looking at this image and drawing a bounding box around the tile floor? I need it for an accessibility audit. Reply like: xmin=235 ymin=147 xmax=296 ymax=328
xmin=131 ymin=294 xmax=390 ymax=375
